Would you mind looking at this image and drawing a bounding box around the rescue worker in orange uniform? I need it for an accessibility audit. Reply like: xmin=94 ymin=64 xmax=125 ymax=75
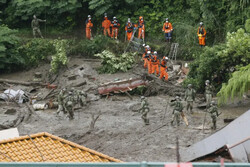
xmin=162 ymin=18 xmax=173 ymax=42
xmin=137 ymin=16 xmax=145 ymax=41
xmin=86 ymin=17 xmax=93 ymax=40
xmin=85 ymin=15 xmax=91 ymax=25
xmin=159 ymin=57 xmax=169 ymax=81
xmin=102 ymin=13 xmax=111 ymax=37
xmin=151 ymin=51 xmax=160 ymax=76
xmin=142 ymin=45 xmax=150 ymax=68
xmin=145 ymin=50 xmax=152 ymax=74
xmin=197 ymin=22 xmax=206 ymax=47
xmin=125 ymin=18 xmax=135 ymax=41
xmin=110 ymin=17 xmax=120 ymax=39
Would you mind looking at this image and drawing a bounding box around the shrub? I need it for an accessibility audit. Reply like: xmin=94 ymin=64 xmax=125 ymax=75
xmin=94 ymin=50 xmax=136 ymax=73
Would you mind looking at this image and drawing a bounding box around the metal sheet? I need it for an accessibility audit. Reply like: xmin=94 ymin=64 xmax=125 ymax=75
xmin=181 ymin=110 xmax=250 ymax=162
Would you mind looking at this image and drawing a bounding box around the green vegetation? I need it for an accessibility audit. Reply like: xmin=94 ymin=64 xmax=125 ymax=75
xmin=94 ymin=50 xmax=136 ymax=73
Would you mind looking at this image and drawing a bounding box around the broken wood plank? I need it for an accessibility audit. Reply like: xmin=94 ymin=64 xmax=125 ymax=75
xmin=0 ymin=79 xmax=43 ymax=86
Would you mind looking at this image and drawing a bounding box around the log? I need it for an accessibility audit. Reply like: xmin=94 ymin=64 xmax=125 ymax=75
xmin=0 ymin=78 xmax=43 ymax=86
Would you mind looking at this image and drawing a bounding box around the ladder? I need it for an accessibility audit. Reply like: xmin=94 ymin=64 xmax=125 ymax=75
xmin=124 ymin=28 xmax=143 ymax=53
xmin=168 ymin=43 xmax=179 ymax=62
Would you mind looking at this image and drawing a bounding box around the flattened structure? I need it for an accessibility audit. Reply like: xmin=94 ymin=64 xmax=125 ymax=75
xmin=181 ymin=110 xmax=250 ymax=162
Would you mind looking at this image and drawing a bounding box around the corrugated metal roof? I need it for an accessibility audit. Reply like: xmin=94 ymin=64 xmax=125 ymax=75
xmin=181 ymin=110 xmax=250 ymax=162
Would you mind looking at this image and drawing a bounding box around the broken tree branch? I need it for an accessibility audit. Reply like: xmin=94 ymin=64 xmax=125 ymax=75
xmin=0 ymin=79 xmax=44 ymax=86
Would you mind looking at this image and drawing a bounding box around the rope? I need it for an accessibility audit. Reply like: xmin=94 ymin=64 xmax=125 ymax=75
xmin=28 ymin=134 xmax=45 ymax=162
xmin=0 ymin=150 xmax=15 ymax=162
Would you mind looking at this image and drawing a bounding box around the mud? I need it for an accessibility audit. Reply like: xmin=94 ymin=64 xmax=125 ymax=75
xmin=0 ymin=56 xmax=249 ymax=162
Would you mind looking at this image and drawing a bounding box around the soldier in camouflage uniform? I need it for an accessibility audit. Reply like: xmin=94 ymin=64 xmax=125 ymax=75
xmin=170 ymin=96 xmax=184 ymax=126
xmin=79 ymin=91 xmax=87 ymax=107
xmin=208 ymin=101 xmax=219 ymax=130
xmin=57 ymin=88 xmax=67 ymax=114
xmin=138 ymin=96 xmax=150 ymax=125
xmin=185 ymin=84 xmax=196 ymax=114
xmin=205 ymin=80 xmax=213 ymax=108
xmin=63 ymin=91 xmax=75 ymax=120
xmin=31 ymin=15 xmax=46 ymax=38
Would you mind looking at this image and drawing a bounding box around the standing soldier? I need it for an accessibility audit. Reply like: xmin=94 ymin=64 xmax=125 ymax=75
xmin=64 ymin=91 xmax=75 ymax=120
xmin=162 ymin=18 xmax=173 ymax=42
xmin=138 ymin=96 xmax=150 ymax=125
xmin=170 ymin=96 xmax=184 ymax=126
xmin=57 ymin=88 xmax=67 ymax=114
xmin=31 ymin=15 xmax=46 ymax=38
xmin=205 ymin=80 xmax=213 ymax=108
xmin=159 ymin=57 xmax=169 ymax=81
xmin=185 ymin=84 xmax=196 ymax=114
xmin=208 ymin=101 xmax=219 ymax=130
xmin=86 ymin=17 xmax=93 ymax=40
xmin=125 ymin=18 xmax=135 ymax=41
xmin=137 ymin=16 xmax=145 ymax=41
xmin=102 ymin=13 xmax=111 ymax=37
xmin=110 ymin=17 xmax=120 ymax=39
xmin=151 ymin=51 xmax=160 ymax=76
xmin=197 ymin=22 xmax=206 ymax=47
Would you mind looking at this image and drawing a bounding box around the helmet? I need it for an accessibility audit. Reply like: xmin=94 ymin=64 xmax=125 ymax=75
xmin=88 ymin=15 xmax=91 ymax=18
xmin=188 ymin=84 xmax=192 ymax=88
xmin=153 ymin=51 xmax=157 ymax=55
xmin=104 ymin=13 xmax=107 ymax=17
xmin=139 ymin=16 xmax=143 ymax=20
xmin=147 ymin=51 xmax=151 ymax=54
xmin=205 ymin=80 xmax=210 ymax=84
xmin=146 ymin=45 xmax=150 ymax=48
xmin=200 ymin=22 xmax=203 ymax=26
xmin=166 ymin=18 xmax=169 ymax=22
xmin=175 ymin=96 xmax=180 ymax=99
xmin=142 ymin=44 xmax=146 ymax=47
xmin=211 ymin=101 xmax=216 ymax=105
xmin=165 ymin=57 xmax=169 ymax=60
xmin=88 ymin=18 xmax=91 ymax=21
xmin=128 ymin=18 xmax=131 ymax=22
xmin=113 ymin=16 xmax=117 ymax=20
xmin=141 ymin=96 xmax=145 ymax=99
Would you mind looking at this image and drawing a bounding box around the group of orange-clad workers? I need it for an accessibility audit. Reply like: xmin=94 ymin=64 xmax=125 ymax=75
xmin=85 ymin=13 xmax=146 ymax=41
xmin=142 ymin=44 xmax=169 ymax=81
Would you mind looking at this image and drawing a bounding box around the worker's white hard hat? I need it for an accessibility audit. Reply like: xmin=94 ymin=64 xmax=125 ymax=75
xmin=154 ymin=51 xmax=157 ymax=54
xmin=142 ymin=44 xmax=146 ymax=47
xmin=146 ymin=45 xmax=150 ymax=48
xmin=147 ymin=51 xmax=151 ymax=54
xmin=200 ymin=22 xmax=203 ymax=25
xmin=165 ymin=57 xmax=169 ymax=60
xmin=88 ymin=15 xmax=91 ymax=18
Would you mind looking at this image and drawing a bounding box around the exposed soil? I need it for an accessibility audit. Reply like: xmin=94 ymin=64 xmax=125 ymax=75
xmin=0 ymin=56 xmax=249 ymax=162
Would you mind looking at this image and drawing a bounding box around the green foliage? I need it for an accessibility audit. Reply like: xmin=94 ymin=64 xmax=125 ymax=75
xmin=18 ymin=39 xmax=55 ymax=67
xmin=94 ymin=50 xmax=136 ymax=73
xmin=245 ymin=19 xmax=250 ymax=33
xmin=0 ymin=25 xmax=21 ymax=72
xmin=217 ymin=64 xmax=250 ymax=105
xmin=185 ymin=28 xmax=250 ymax=92
xmin=50 ymin=39 xmax=68 ymax=73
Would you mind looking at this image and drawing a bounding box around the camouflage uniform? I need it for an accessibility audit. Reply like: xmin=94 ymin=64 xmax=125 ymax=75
xmin=57 ymin=88 xmax=67 ymax=114
xmin=208 ymin=102 xmax=219 ymax=130
xmin=31 ymin=15 xmax=46 ymax=38
xmin=185 ymin=84 xmax=196 ymax=113
xmin=64 ymin=92 xmax=75 ymax=120
xmin=205 ymin=81 xmax=213 ymax=108
xmin=79 ymin=91 xmax=87 ymax=107
xmin=170 ymin=97 xmax=184 ymax=126
xmin=139 ymin=97 xmax=150 ymax=125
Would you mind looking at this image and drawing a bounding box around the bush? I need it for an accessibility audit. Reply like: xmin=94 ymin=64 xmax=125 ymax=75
xmin=94 ymin=50 xmax=136 ymax=73
xmin=18 ymin=38 xmax=55 ymax=67
xmin=0 ymin=25 xmax=21 ymax=72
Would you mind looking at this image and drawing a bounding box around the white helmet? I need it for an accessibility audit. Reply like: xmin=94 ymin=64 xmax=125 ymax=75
xmin=154 ymin=51 xmax=157 ymax=54
xmin=166 ymin=18 xmax=169 ymax=22
xmin=113 ymin=16 xmax=117 ymax=20
xmin=165 ymin=57 xmax=169 ymax=60
xmin=147 ymin=51 xmax=151 ymax=54
xmin=142 ymin=44 xmax=146 ymax=47
xmin=88 ymin=15 xmax=91 ymax=18
xmin=200 ymin=22 xmax=203 ymax=26
xmin=128 ymin=18 xmax=131 ymax=22
xmin=146 ymin=45 xmax=150 ymax=48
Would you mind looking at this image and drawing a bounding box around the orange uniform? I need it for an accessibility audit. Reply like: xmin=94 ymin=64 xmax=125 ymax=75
xmin=142 ymin=49 xmax=148 ymax=68
xmin=151 ymin=54 xmax=159 ymax=75
xmin=159 ymin=59 xmax=168 ymax=81
xmin=102 ymin=17 xmax=111 ymax=36
xmin=86 ymin=20 xmax=93 ymax=40
xmin=162 ymin=22 xmax=173 ymax=33
xmin=197 ymin=26 xmax=206 ymax=46
xmin=125 ymin=22 xmax=134 ymax=41
xmin=110 ymin=20 xmax=120 ymax=39
xmin=137 ymin=16 xmax=145 ymax=40
xmin=146 ymin=53 xmax=152 ymax=74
